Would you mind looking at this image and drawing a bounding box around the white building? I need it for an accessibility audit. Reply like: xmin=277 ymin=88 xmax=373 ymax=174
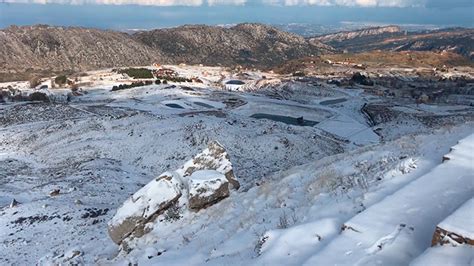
xmin=224 ymin=80 xmax=245 ymax=91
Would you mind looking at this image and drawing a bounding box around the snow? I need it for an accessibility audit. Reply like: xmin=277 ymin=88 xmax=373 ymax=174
xmin=257 ymin=218 xmax=341 ymax=265
xmin=109 ymin=125 xmax=472 ymax=266
xmin=304 ymin=133 xmax=474 ymax=266
xmin=189 ymin=170 xmax=225 ymax=181
xmin=110 ymin=171 xmax=183 ymax=226
xmin=316 ymin=113 xmax=380 ymax=145
xmin=411 ymin=245 xmax=474 ymax=266
xmin=438 ymin=198 xmax=474 ymax=240
xmin=1 ymin=65 xmax=473 ymax=265
xmin=188 ymin=170 xmax=227 ymax=198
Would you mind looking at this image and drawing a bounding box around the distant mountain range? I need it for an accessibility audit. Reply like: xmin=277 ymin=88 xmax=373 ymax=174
xmin=0 ymin=24 xmax=472 ymax=82
xmin=311 ymin=26 xmax=474 ymax=60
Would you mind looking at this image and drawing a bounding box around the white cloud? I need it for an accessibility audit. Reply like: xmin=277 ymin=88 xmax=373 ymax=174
xmin=207 ymin=0 xmax=246 ymax=5
xmin=5 ymin=0 xmax=206 ymax=5
xmin=3 ymin=0 xmax=436 ymax=7
xmin=263 ymin=0 xmax=425 ymax=7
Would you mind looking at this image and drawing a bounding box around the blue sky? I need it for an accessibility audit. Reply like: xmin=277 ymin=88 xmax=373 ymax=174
xmin=0 ymin=0 xmax=473 ymax=29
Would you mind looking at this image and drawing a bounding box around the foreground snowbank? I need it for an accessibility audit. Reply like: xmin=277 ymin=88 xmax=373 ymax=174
xmin=304 ymin=134 xmax=474 ymax=265
xmin=108 ymin=125 xmax=473 ymax=265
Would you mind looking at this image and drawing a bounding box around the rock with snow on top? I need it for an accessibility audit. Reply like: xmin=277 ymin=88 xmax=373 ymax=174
xmin=188 ymin=170 xmax=230 ymax=211
xmin=9 ymin=198 xmax=19 ymax=208
xmin=179 ymin=140 xmax=240 ymax=190
xmin=108 ymin=172 xmax=183 ymax=245
xmin=49 ymin=189 xmax=60 ymax=197
xmin=431 ymin=198 xmax=474 ymax=247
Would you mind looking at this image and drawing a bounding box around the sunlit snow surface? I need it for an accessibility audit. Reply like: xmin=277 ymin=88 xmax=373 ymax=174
xmin=0 ymin=66 xmax=473 ymax=265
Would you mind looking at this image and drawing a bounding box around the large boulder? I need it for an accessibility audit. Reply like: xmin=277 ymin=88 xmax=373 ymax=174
xmin=108 ymin=141 xmax=240 ymax=246
xmin=351 ymin=72 xmax=374 ymax=86
xmin=178 ymin=140 xmax=240 ymax=190
xmin=188 ymin=170 xmax=230 ymax=211
xmin=108 ymin=172 xmax=183 ymax=245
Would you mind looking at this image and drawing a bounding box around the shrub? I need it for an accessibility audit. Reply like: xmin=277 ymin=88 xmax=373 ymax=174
xmin=164 ymin=203 xmax=181 ymax=222
xmin=29 ymin=92 xmax=50 ymax=102
xmin=155 ymin=75 xmax=193 ymax=83
xmin=155 ymin=79 xmax=161 ymax=85
xmin=117 ymin=68 xmax=154 ymax=79
xmin=29 ymin=77 xmax=41 ymax=88
xmin=55 ymin=75 xmax=67 ymax=85
xmin=111 ymin=81 xmax=149 ymax=92
xmin=292 ymin=71 xmax=305 ymax=77
xmin=277 ymin=210 xmax=298 ymax=229
xmin=254 ymin=233 xmax=269 ymax=257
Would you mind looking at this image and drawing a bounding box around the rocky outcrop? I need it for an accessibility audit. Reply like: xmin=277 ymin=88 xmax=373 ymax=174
xmin=361 ymin=103 xmax=399 ymax=126
xmin=108 ymin=172 xmax=183 ymax=245
xmin=179 ymin=140 xmax=240 ymax=190
xmin=431 ymin=198 xmax=474 ymax=247
xmin=351 ymin=72 xmax=374 ymax=86
xmin=108 ymin=141 xmax=239 ymax=246
xmin=188 ymin=170 xmax=230 ymax=210
xmin=432 ymin=226 xmax=474 ymax=246
xmin=313 ymin=26 xmax=401 ymax=43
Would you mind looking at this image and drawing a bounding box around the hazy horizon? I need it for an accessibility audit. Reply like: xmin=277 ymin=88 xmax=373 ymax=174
xmin=1 ymin=2 xmax=473 ymax=31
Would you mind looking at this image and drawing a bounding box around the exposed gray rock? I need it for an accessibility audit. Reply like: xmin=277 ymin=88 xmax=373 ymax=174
xmin=107 ymin=173 xmax=183 ymax=245
xmin=180 ymin=140 xmax=240 ymax=190
xmin=187 ymin=170 xmax=230 ymax=211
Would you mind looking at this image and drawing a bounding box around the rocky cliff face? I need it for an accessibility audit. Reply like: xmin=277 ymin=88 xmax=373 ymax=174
xmin=313 ymin=26 xmax=402 ymax=43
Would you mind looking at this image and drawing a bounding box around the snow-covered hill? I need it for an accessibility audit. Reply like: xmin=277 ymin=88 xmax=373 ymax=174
xmin=0 ymin=66 xmax=473 ymax=265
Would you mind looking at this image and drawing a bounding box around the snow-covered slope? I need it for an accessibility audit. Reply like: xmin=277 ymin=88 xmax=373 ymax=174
xmin=108 ymin=127 xmax=473 ymax=265
xmin=1 ymin=67 xmax=473 ymax=265
xmin=304 ymin=134 xmax=474 ymax=265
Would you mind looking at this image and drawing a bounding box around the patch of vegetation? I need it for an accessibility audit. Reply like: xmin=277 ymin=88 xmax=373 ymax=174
xmin=155 ymin=76 xmax=193 ymax=83
xmin=111 ymin=80 xmax=153 ymax=91
xmin=29 ymin=92 xmax=50 ymax=102
xmin=55 ymin=75 xmax=68 ymax=85
xmin=163 ymin=203 xmax=182 ymax=222
xmin=254 ymin=232 xmax=269 ymax=257
xmin=118 ymin=68 xmax=154 ymax=79
xmin=276 ymin=210 xmax=298 ymax=229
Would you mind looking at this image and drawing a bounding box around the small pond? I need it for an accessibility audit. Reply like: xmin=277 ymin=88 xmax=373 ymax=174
xmin=165 ymin=103 xmax=185 ymax=109
xmin=320 ymin=98 xmax=347 ymax=106
xmin=250 ymin=113 xmax=318 ymax=126
xmin=194 ymin=102 xmax=214 ymax=109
